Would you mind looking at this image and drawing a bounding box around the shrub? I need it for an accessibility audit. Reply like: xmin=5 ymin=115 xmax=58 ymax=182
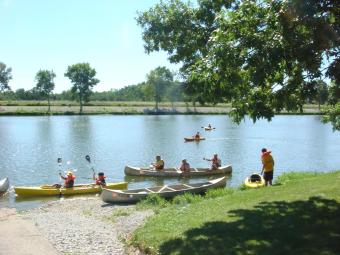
xmin=205 ymin=188 xmax=234 ymax=198
xmin=136 ymin=194 xmax=169 ymax=210
xmin=172 ymin=193 xmax=203 ymax=206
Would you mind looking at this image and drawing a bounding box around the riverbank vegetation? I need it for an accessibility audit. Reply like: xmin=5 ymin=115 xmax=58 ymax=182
xmin=131 ymin=171 xmax=340 ymax=254
xmin=0 ymin=101 xmax=323 ymax=116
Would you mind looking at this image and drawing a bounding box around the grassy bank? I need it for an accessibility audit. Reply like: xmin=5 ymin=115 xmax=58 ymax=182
xmin=131 ymin=171 xmax=340 ymax=255
xmin=0 ymin=101 xmax=322 ymax=116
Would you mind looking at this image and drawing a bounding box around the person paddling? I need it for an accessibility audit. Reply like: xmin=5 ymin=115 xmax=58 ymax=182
xmin=194 ymin=132 xmax=201 ymax=139
xmin=204 ymin=154 xmax=221 ymax=170
xmin=93 ymin=172 xmax=106 ymax=186
xmin=59 ymin=171 xmax=76 ymax=188
xmin=180 ymin=159 xmax=190 ymax=172
xmin=151 ymin=155 xmax=164 ymax=170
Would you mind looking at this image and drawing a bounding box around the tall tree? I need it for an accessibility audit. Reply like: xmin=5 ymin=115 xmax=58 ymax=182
xmin=315 ymin=80 xmax=329 ymax=110
xmin=0 ymin=62 xmax=12 ymax=91
xmin=137 ymin=0 xmax=339 ymax=127
xmin=64 ymin=63 xmax=99 ymax=114
xmin=146 ymin=66 xmax=174 ymax=110
xmin=35 ymin=70 xmax=56 ymax=113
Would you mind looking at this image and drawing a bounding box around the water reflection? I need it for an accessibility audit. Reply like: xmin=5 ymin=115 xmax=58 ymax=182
xmin=0 ymin=115 xmax=339 ymax=209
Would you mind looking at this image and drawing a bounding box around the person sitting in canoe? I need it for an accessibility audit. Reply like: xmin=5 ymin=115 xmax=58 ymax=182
xmin=203 ymin=154 xmax=221 ymax=170
xmin=194 ymin=132 xmax=201 ymax=139
xmin=180 ymin=159 xmax=190 ymax=172
xmin=151 ymin=155 xmax=164 ymax=170
xmin=93 ymin=172 xmax=106 ymax=186
xmin=59 ymin=171 xmax=76 ymax=188
xmin=208 ymin=124 xmax=212 ymax=128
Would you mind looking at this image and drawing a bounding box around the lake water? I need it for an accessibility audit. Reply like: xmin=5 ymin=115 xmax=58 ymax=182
xmin=0 ymin=115 xmax=339 ymax=210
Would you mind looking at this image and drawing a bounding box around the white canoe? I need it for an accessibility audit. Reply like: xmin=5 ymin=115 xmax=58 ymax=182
xmin=0 ymin=177 xmax=9 ymax=193
xmin=124 ymin=165 xmax=232 ymax=177
xmin=101 ymin=176 xmax=227 ymax=203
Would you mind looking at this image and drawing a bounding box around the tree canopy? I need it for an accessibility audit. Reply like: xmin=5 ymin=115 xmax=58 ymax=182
xmin=35 ymin=70 xmax=56 ymax=112
xmin=137 ymin=0 xmax=339 ymax=124
xmin=146 ymin=66 xmax=174 ymax=110
xmin=64 ymin=63 xmax=100 ymax=114
xmin=0 ymin=62 xmax=12 ymax=91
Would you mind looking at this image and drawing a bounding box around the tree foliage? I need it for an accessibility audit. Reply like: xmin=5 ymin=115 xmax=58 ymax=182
xmin=146 ymin=66 xmax=174 ymax=110
xmin=35 ymin=70 xmax=56 ymax=112
xmin=0 ymin=62 xmax=12 ymax=91
xmin=64 ymin=63 xmax=99 ymax=114
xmin=137 ymin=0 xmax=340 ymax=124
xmin=315 ymin=80 xmax=329 ymax=109
xmin=322 ymin=103 xmax=340 ymax=131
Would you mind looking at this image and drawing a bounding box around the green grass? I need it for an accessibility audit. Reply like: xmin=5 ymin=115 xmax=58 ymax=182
xmin=131 ymin=171 xmax=340 ymax=255
xmin=0 ymin=101 xmax=323 ymax=116
xmin=104 ymin=208 xmax=134 ymax=223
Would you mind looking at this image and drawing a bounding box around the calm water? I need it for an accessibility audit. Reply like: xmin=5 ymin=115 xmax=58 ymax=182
xmin=0 ymin=115 xmax=339 ymax=210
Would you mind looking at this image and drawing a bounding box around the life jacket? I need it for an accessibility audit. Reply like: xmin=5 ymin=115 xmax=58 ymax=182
xmin=65 ymin=175 xmax=76 ymax=188
xmin=155 ymin=160 xmax=164 ymax=170
xmin=181 ymin=162 xmax=190 ymax=171
xmin=212 ymin=157 xmax=221 ymax=167
xmin=96 ymin=175 xmax=106 ymax=185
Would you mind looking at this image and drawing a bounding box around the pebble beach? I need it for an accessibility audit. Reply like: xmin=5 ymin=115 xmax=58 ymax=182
xmin=22 ymin=197 xmax=153 ymax=255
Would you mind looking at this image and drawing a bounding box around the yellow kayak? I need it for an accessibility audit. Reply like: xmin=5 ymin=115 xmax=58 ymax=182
xmin=244 ymin=173 xmax=265 ymax=188
xmin=14 ymin=182 xmax=128 ymax=197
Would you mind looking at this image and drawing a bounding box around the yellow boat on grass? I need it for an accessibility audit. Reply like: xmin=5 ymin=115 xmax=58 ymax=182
xmin=14 ymin=182 xmax=127 ymax=197
xmin=244 ymin=173 xmax=265 ymax=188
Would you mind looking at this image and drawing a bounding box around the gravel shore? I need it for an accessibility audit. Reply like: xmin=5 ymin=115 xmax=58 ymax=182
xmin=23 ymin=196 xmax=153 ymax=255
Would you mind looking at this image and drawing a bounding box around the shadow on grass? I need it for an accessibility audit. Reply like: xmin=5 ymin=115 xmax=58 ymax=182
xmin=159 ymin=196 xmax=340 ymax=255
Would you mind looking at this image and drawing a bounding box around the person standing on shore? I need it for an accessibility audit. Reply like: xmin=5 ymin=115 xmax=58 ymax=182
xmin=261 ymin=148 xmax=274 ymax=186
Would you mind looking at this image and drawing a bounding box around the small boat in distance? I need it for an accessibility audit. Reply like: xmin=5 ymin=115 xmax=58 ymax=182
xmin=14 ymin=182 xmax=127 ymax=197
xmin=124 ymin=165 xmax=232 ymax=177
xmin=0 ymin=177 xmax=9 ymax=194
xmin=244 ymin=173 xmax=265 ymax=188
xmin=184 ymin=137 xmax=206 ymax=142
xmin=101 ymin=176 xmax=227 ymax=203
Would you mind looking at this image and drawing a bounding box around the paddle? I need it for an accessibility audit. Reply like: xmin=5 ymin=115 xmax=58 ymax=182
xmin=85 ymin=155 xmax=96 ymax=180
xmin=56 ymin=157 xmax=63 ymax=188
xmin=201 ymin=126 xmax=215 ymax=129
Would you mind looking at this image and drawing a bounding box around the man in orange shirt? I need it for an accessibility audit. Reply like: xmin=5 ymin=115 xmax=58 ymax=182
xmin=261 ymin=148 xmax=274 ymax=186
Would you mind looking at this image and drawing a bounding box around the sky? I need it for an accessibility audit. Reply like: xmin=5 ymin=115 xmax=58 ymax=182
xmin=0 ymin=0 xmax=178 ymax=92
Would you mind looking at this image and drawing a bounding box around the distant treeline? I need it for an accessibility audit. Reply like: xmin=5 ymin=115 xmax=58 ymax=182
xmin=0 ymin=81 xmax=187 ymax=102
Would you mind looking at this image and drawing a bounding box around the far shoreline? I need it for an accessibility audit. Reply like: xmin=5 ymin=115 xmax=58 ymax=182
xmin=0 ymin=101 xmax=323 ymax=116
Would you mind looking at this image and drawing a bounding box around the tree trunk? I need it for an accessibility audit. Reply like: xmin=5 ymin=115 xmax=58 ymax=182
xmin=79 ymin=94 xmax=83 ymax=114
xmin=47 ymin=96 xmax=51 ymax=113
xmin=155 ymin=99 xmax=159 ymax=111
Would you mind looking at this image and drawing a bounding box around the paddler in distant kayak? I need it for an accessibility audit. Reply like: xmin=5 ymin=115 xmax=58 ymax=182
xmin=93 ymin=172 xmax=106 ymax=186
xmin=203 ymin=154 xmax=221 ymax=170
xmin=151 ymin=155 xmax=164 ymax=170
xmin=194 ymin=132 xmax=201 ymax=139
xmin=59 ymin=171 xmax=76 ymax=188
xmin=261 ymin=148 xmax=274 ymax=186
